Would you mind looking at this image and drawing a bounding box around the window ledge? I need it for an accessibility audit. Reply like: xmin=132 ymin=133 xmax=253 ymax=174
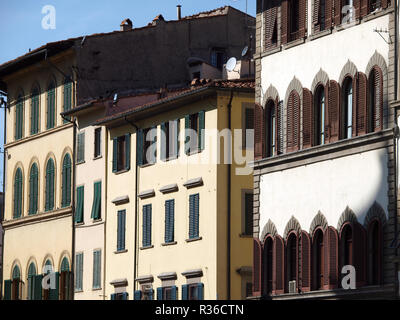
xmin=239 ymin=233 xmax=253 ymax=238
xmin=93 ymin=155 xmax=103 ymax=161
xmin=260 ymin=46 xmax=281 ymax=58
xmin=75 ymin=289 xmax=84 ymax=293
xmin=187 ymin=149 xmax=203 ymax=156
xmin=282 ymin=37 xmax=306 ymax=51
xmin=309 ymin=28 xmax=332 ymax=41
xmin=92 ymin=287 xmax=102 ymax=291
xmin=139 ymin=162 xmax=156 ymax=169
xmin=75 ymin=222 xmax=85 ymax=227
xmin=186 ymin=237 xmax=202 ymax=243
xmin=114 ymin=169 xmax=129 ymax=175
xmin=362 ymin=6 xmax=393 ymax=23
xmin=162 ymin=241 xmax=177 ymax=247
xmin=114 ymin=249 xmax=128 ymax=254
xmin=140 ymin=245 xmax=154 ymax=250
xmin=76 ymin=161 xmax=86 ymax=165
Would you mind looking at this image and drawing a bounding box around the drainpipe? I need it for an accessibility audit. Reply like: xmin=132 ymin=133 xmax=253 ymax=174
xmin=103 ymin=126 xmax=108 ymax=300
xmin=227 ymin=90 xmax=234 ymax=300
xmin=0 ymin=91 xmax=7 ymax=299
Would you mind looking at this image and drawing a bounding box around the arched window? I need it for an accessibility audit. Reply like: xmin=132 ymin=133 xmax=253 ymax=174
xmin=12 ymin=265 xmax=21 ymax=300
xmin=42 ymin=260 xmax=53 ymax=300
xmin=368 ymin=66 xmax=383 ymax=133
xmin=312 ymin=229 xmax=324 ymax=290
xmin=31 ymin=87 xmax=40 ymax=135
xmin=287 ymin=91 xmax=300 ymax=152
xmin=27 ymin=263 xmax=37 ymax=300
xmin=29 ymin=163 xmax=39 ymax=215
xmin=13 ymin=168 xmax=23 ymax=219
xmin=342 ymin=77 xmax=353 ymax=139
xmin=286 ymin=233 xmax=298 ymax=291
xmin=15 ymin=94 xmax=24 ymax=140
xmin=45 ymin=159 xmax=55 ymax=212
xmin=262 ymin=237 xmax=274 ymax=295
xmin=47 ymin=81 xmax=56 ymax=129
xmin=315 ymin=85 xmax=326 ymax=145
xmin=62 ymin=154 xmax=72 ymax=208
xmin=368 ymin=220 xmax=382 ymax=285
xmin=266 ymin=100 xmax=277 ymax=157
xmin=60 ymin=257 xmax=71 ymax=300
xmin=341 ymin=224 xmax=353 ymax=268
xmin=63 ymin=77 xmax=72 ymax=123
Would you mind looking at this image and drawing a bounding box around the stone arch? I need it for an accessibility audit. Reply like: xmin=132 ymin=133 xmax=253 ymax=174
xmin=283 ymin=216 xmax=302 ymax=240
xmin=284 ymin=77 xmax=304 ymax=108
xmin=262 ymin=84 xmax=280 ymax=108
xmin=57 ymin=251 xmax=71 ymax=272
xmin=338 ymin=60 xmax=358 ymax=85
xmin=25 ymin=257 xmax=38 ymax=278
xmin=364 ymin=201 xmax=387 ymax=228
xmin=311 ymin=68 xmax=330 ymax=94
xmin=10 ymin=260 xmax=22 ymax=280
xmin=337 ymin=206 xmax=358 ymax=231
xmin=260 ymin=219 xmax=278 ymax=241
xmin=42 ymin=255 xmax=55 ymax=273
xmin=309 ymin=211 xmax=329 ymax=235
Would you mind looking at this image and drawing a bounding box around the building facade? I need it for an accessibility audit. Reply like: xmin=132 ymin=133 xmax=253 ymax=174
xmin=253 ymin=0 xmax=399 ymax=299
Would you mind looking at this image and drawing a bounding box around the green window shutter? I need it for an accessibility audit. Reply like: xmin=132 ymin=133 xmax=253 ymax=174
xmin=47 ymin=85 xmax=55 ymax=129
xmin=117 ymin=210 xmax=126 ymax=251
xmin=15 ymin=97 xmax=23 ymax=140
xmin=75 ymin=253 xmax=83 ymax=291
xmin=112 ymin=137 xmax=118 ymax=172
xmin=143 ymin=205 xmax=152 ymax=247
xmin=185 ymin=115 xmax=190 ymax=154
xmin=77 ymin=132 xmax=85 ymax=163
xmin=29 ymin=164 xmax=38 ymax=215
xmin=33 ymin=275 xmax=43 ymax=300
xmin=157 ymin=287 xmax=163 ymax=300
xmin=137 ymin=129 xmax=144 ymax=166
xmin=165 ymin=200 xmax=174 ymax=243
xmin=45 ymin=159 xmax=55 ymax=212
xmin=110 ymin=293 xmax=116 ymax=300
xmin=93 ymin=250 xmax=101 ymax=289
xmin=75 ymin=186 xmax=84 ymax=223
xmin=197 ymin=283 xmax=204 ymax=300
xmin=31 ymin=92 xmax=39 ymax=135
xmin=125 ymin=133 xmax=131 ymax=170
xmin=194 ymin=194 xmax=199 ymax=238
xmin=244 ymin=193 xmax=253 ymax=235
xmin=149 ymin=289 xmax=154 ymax=300
xmin=49 ymin=272 xmax=60 ymax=300
xmin=171 ymin=286 xmax=177 ymax=300
xmin=134 ymin=290 xmax=142 ymax=300
xmin=63 ymin=81 xmax=72 ymax=123
xmin=161 ymin=122 xmax=167 ymax=161
xmin=4 ymin=280 xmax=12 ymax=300
xmin=198 ymin=111 xmax=205 ymax=151
xmin=150 ymin=126 xmax=157 ymax=164
xmin=181 ymin=284 xmax=189 ymax=300
xmin=172 ymin=119 xmax=180 ymax=158
xmin=189 ymin=194 xmax=199 ymax=239
xmin=122 ymin=292 xmax=129 ymax=300
xmin=91 ymin=182 xmax=101 ymax=220
xmin=13 ymin=169 xmax=22 ymax=219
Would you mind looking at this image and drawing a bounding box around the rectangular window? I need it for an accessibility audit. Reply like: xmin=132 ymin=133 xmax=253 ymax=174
xmin=182 ymin=283 xmax=204 ymax=300
xmin=92 ymin=250 xmax=101 ymax=289
xmin=165 ymin=200 xmax=175 ymax=244
xmin=137 ymin=127 xmax=157 ymax=166
xmin=77 ymin=132 xmax=85 ymax=163
xmin=185 ymin=111 xmax=205 ymax=154
xmin=189 ymin=194 xmax=200 ymax=239
xmin=244 ymin=107 xmax=254 ymax=149
xmin=75 ymin=186 xmax=84 ymax=224
xmin=112 ymin=134 xmax=131 ymax=172
xmin=161 ymin=120 xmax=179 ymax=161
xmin=142 ymin=204 xmax=152 ymax=247
xmin=158 ymin=286 xmax=177 ymax=300
xmin=75 ymin=253 xmax=83 ymax=291
xmin=117 ymin=210 xmax=126 ymax=251
xmin=94 ymin=128 xmax=101 ymax=158
xmin=91 ymin=181 xmax=101 ymax=221
xmin=244 ymin=192 xmax=254 ymax=236
xmin=111 ymin=292 xmax=128 ymax=300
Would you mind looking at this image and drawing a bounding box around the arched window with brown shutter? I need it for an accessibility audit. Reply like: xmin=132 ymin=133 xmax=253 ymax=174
xmin=312 ymin=228 xmax=325 ymax=290
xmin=341 ymin=77 xmax=354 ymax=139
xmin=314 ymin=85 xmax=326 ymax=146
xmin=353 ymin=222 xmax=367 ymax=287
xmin=286 ymin=232 xmax=298 ymax=293
xmin=302 ymin=88 xmax=313 ymax=149
xmin=253 ymin=238 xmax=262 ymax=296
xmin=287 ymin=90 xmax=301 ymax=153
xmin=367 ymin=219 xmax=383 ymax=285
xmin=262 ymin=236 xmax=274 ymax=295
xmin=266 ymin=100 xmax=277 ymax=157
xmin=301 ymin=231 xmax=311 ymax=292
xmin=328 ymin=80 xmax=341 ymax=142
xmin=368 ymin=66 xmax=383 ymax=133
xmin=273 ymin=235 xmax=285 ymax=295
xmin=356 ymin=72 xmax=368 ymax=136
xmin=323 ymin=226 xmax=338 ymax=289
xmin=254 ymin=103 xmax=265 ymax=160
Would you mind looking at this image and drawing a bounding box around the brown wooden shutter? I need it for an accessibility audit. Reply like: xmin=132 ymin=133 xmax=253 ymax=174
xmin=324 ymin=85 xmax=330 ymax=142
xmin=352 ymin=76 xmax=357 ymax=137
xmin=326 ymin=0 xmax=333 ymax=28
xmin=328 ymin=80 xmax=341 ymax=142
xmin=254 ymin=103 xmax=265 ymax=160
xmin=354 ymin=0 xmax=361 ymax=19
xmin=276 ymin=98 xmax=283 ymax=154
xmin=301 ymin=231 xmax=311 ymax=292
xmin=356 ymin=72 xmax=368 ymax=136
xmin=313 ymin=0 xmax=321 ymax=31
xmin=367 ymin=221 xmax=383 ymax=285
xmin=381 ymin=0 xmax=389 ymax=9
xmin=360 ymin=0 xmax=368 ymax=16
xmin=302 ymin=88 xmax=313 ymax=148
xmin=334 ymin=0 xmax=342 ymax=25
xmin=323 ymin=226 xmax=338 ymax=289
xmin=293 ymin=92 xmax=300 ymax=151
xmin=373 ymin=67 xmax=384 ymax=131
xmin=299 ymin=0 xmax=307 ymax=38
xmin=253 ymin=238 xmax=262 ymax=296
xmin=281 ymin=0 xmax=289 ymax=44
xmin=273 ymin=235 xmax=285 ymax=295
xmin=265 ymin=2 xmax=278 ymax=50
xmin=287 ymin=94 xmax=294 ymax=152
xmin=353 ymin=222 xmax=367 ymax=287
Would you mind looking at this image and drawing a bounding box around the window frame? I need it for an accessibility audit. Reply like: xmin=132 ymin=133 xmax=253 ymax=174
xmin=94 ymin=127 xmax=102 ymax=159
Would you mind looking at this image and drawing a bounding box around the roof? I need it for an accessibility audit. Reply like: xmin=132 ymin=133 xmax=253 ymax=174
xmin=95 ymin=79 xmax=254 ymax=125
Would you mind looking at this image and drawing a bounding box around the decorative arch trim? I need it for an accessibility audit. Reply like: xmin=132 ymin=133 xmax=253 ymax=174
xmin=339 ymin=60 xmax=358 ymax=85
xmin=10 ymin=260 xmax=22 ymax=280
xmin=284 ymin=77 xmax=304 ymax=108
xmin=57 ymin=251 xmax=72 ymax=272
xmin=311 ymin=69 xmax=330 ymax=93
xmin=364 ymin=201 xmax=387 ymax=228
xmin=260 ymin=219 xmax=278 ymax=241
xmin=262 ymin=84 xmax=280 ymax=108
xmin=283 ymin=216 xmax=302 ymax=240
xmin=309 ymin=211 xmax=329 ymax=235
xmin=365 ymin=51 xmax=388 ymax=79
xmin=337 ymin=206 xmax=358 ymax=231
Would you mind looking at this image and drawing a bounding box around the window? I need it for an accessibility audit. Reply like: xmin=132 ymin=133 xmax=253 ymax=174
xmin=137 ymin=128 xmax=156 ymax=166
xmin=244 ymin=107 xmax=254 ymax=149
xmin=62 ymin=154 xmax=72 ymax=208
xmin=165 ymin=200 xmax=175 ymax=243
xmin=63 ymin=77 xmax=72 ymax=123
xmin=13 ymin=168 xmax=23 ymax=219
xmin=75 ymin=253 xmax=83 ymax=292
xmin=113 ymin=133 xmax=131 ymax=171
xmin=45 ymin=159 xmax=55 ymax=212
xmin=42 ymin=260 xmax=58 ymax=300
xmin=182 ymin=283 xmax=204 ymax=300
xmin=342 ymin=0 xmax=355 ymax=23
xmin=287 ymin=91 xmax=300 ymax=152
xmin=185 ymin=111 xmax=205 ymax=154
xmin=134 ymin=287 xmax=154 ymax=300
xmin=244 ymin=192 xmax=253 ymax=236
xmin=117 ymin=210 xmax=126 ymax=251
xmin=342 ymin=78 xmax=353 ymax=139
xmin=94 ymin=128 xmax=102 ymax=158
xmin=262 ymin=237 xmax=273 ymax=295
xmin=368 ymin=220 xmax=381 ymax=285
xmin=111 ymin=292 xmax=129 ymax=300
xmin=157 ymin=286 xmax=177 ymax=300
xmin=368 ymin=67 xmax=383 ymax=133
xmin=60 ymin=257 xmax=71 ymax=300
xmin=342 ymin=225 xmax=353 ymax=268
xmin=264 ymin=0 xmax=279 ymax=50
xmin=75 ymin=186 xmax=84 ymax=223
xmin=29 ymin=163 xmax=39 ymax=215
xmin=47 ymin=81 xmax=56 ymax=129
xmin=211 ymin=49 xmax=226 ymax=70
xmin=15 ymin=94 xmax=24 ymax=141
xmin=27 ymin=263 xmax=37 ymax=300
xmin=31 ymin=87 xmax=39 ymax=135
xmin=286 ymin=233 xmax=297 ymax=287
xmin=313 ymin=229 xmax=324 ymax=290
xmin=93 ymin=250 xmax=101 ymax=289
xmin=369 ymin=0 xmax=381 ymax=13
xmin=77 ymin=132 xmax=85 ymax=163
xmin=161 ymin=120 xmax=179 ymax=161
xmin=91 ymin=181 xmax=101 ymax=221
xmin=315 ymin=85 xmax=326 ymax=145
xmin=12 ymin=265 xmax=21 ymax=300
xmin=289 ymin=0 xmax=300 ymax=39
xmin=142 ymin=204 xmax=152 ymax=247
xmin=266 ymin=100 xmax=276 ymax=157
xmin=189 ymin=194 xmax=200 ymax=239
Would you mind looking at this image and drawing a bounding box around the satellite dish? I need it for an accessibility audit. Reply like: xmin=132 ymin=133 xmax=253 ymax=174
xmin=241 ymin=46 xmax=249 ymax=57
xmin=226 ymin=57 xmax=237 ymax=72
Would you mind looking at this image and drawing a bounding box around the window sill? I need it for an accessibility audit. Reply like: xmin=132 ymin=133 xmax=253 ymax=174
xmin=92 ymin=287 xmax=102 ymax=291
xmin=185 ymin=237 xmax=202 ymax=243
xmin=239 ymin=233 xmax=252 ymax=238
xmin=93 ymin=155 xmax=103 ymax=161
xmin=140 ymin=245 xmax=154 ymax=250
xmin=260 ymin=46 xmax=281 ymax=58
xmin=92 ymin=219 xmax=103 ymax=224
xmin=75 ymin=222 xmax=85 ymax=226
xmin=309 ymin=28 xmax=332 ymax=41
xmin=114 ymin=249 xmax=128 ymax=254
xmin=114 ymin=169 xmax=130 ymax=175
xmin=75 ymin=289 xmax=83 ymax=293
xmin=76 ymin=161 xmax=86 ymax=165
xmin=162 ymin=241 xmax=177 ymax=247
xmin=186 ymin=149 xmax=203 ymax=156
xmin=161 ymin=155 xmax=179 ymax=162
xmin=139 ymin=162 xmax=156 ymax=169
xmin=282 ymin=37 xmax=306 ymax=51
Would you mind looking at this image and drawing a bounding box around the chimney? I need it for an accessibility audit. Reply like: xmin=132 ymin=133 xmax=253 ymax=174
xmin=177 ymin=5 xmax=182 ymax=20
xmin=120 ymin=18 xmax=133 ymax=31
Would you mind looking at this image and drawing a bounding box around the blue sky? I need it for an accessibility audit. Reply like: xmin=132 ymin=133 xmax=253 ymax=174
xmin=0 ymin=1 xmax=256 ymax=191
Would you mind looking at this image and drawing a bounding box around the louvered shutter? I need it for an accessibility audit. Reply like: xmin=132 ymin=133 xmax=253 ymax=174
xmin=373 ymin=67 xmax=383 ymax=131
xmin=150 ymin=126 xmax=157 ymax=164
xmin=299 ymin=0 xmax=307 ymax=38
xmin=161 ymin=122 xmax=167 ymax=161
xmin=121 ymin=211 xmax=126 ymax=250
xmin=254 ymin=103 xmax=265 ymax=160
xmin=75 ymin=186 xmax=84 ymax=223
xmin=328 ymin=80 xmax=340 ymax=142
xmin=352 ymin=76 xmax=357 ymax=137
xmin=185 ymin=115 xmax=191 ymax=154
xmin=281 ymin=0 xmax=289 ymax=44
xmin=354 ymin=0 xmax=361 ymax=19
xmin=157 ymin=287 xmax=163 ymax=300
xmin=197 ymin=283 xmax=204 ymax=300
xmin=313 ymin=0 xmax=321 ymax=31
xmin=302 ymin=88 xmax=313 ymax=148
xmin=117 ymin=211 xmax=122 ymax=250
xmin=353 ymin=222 xmax=367 ymax=287
xmin=334 ymin=0 xmax=342 ymax=25
xmin=194 ymin=194 xmax=199 ymax=238
xmin=382 ymin=0 xmax=388 ymax=8
xmin=182 ymin=284 xmax=189 ymax=300
xmin=112 ymin=137 xmax=118 ymax=172
xmin=122 ymin=292 xmax=129 ymax=300
xmin=264 ymin=1 xmax=278 ymax=49
xmin=324 ymin=85 xmax=330 ymax=142
xmin=356 ymin=72 xmax=368 ymax=136
xmin=49 ymin=272 xmax=60 ymax=300
xmin=361 ymin=0 xmax=368 ymax=16
xmin=326 ymin=0 xmax=333 ymax=28
xmin=323 ymin=226 xmax=338 ymax=289
xmin=125 ymin=133 xmax=131 ymax=170
xmin=171 ymin=286 xmax=177 ymax=300
xmin=253 ymin=238 xmax=262 ymax=296
xmin=287 ymin=92 xmax=300 ymax=152
xmin=4 ymin=280 xmax=11 ymax=300
xmin=199 ymin=111 xmax=205 ymax=151
xmin=34 ymin=275 xmax=43 ymax=300
xmin=273 ymin=235 xmax=285 ymax=294
xmin=276 ymin=99 xmax=283 ymax=154
xmin=134 ymin=290 xmax=142 ymax=300
xmin=301 ymin=231 xmax=311 ymax=292
xmin=189 ymin=195 xmax=195 ymax=239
